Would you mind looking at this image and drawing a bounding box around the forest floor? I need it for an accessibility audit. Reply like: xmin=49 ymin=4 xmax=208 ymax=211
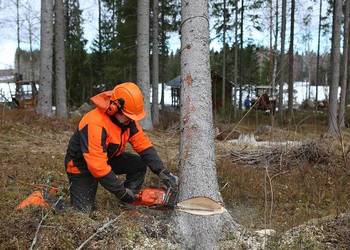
xmin=0 ymin=107 xmax=349 ymax=249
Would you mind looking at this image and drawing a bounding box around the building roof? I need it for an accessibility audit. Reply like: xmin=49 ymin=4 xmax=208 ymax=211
xmin=166 ymin=71 xmax=234 ymax=88
xmin=166 ymin=75 xmax=181 ymax=88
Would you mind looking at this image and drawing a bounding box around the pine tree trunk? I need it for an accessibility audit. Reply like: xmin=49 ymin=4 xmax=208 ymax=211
xmin=287 ymin=0 xmax=295 ymax=117
xmin=239 ymin=0 xmax=244 ymax=110
xmin=37 ymin=0 xmax=53 ymax=117
xmin=338 ymin=0 xmax=350 ymax=127
xmin=159 ymin=0 xmax=166 ymax=109
xmin=137 ymin=0 xmax=153 ymax=130
xmin=233 ymin=0 xmax=238 ymax=120
xmin=347 ymin=36 xmax=350 ymax=105
xmin=55 ymin=0 xmax=67 ymax=118
xmin=316 ymin=0 xmax=323 ymax=102
xmin=16 ymin=0 xmax=21 ymax=78
xmin=28 ymin=19 xmax=35 ymax=81
xmin=222 ymin=0 xmax=226 ymax=113
xmin=278 ymin=0 xmax=286 ymax=122
xmin=174 ymin=1 xmax=227 ymax=248
xmin=152 ymin=0 xmax=160 ymax=126
xmin=328 ymin=0 xmax=342 ymax=135
xmin=271 ymin=0 xmax=278 ymax=124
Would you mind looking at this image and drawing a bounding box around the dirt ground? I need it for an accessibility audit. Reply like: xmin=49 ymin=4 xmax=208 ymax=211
xmin=0 ymin=108 xmax=349 ymax=249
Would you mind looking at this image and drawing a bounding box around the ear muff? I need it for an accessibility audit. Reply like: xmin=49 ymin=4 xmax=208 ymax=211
xmin=106 ymin=98 xmax=125 ymax=116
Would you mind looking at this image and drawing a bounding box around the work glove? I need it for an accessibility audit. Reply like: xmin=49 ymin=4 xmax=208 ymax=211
xmin=120 ymin=188 xmax=136 ymax=203
xmin=159 ymin=169 xmax=179 ymax=188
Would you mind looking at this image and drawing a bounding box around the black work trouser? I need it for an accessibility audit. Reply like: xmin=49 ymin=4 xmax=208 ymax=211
xmin=67 ymin=152 xmax=147 ymax=212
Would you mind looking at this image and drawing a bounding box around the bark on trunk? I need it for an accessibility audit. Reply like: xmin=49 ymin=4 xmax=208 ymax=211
xmin=137 ymin=0 xmax=153 ymax=130
xmin=278 ymin=0 xmax=287 ymax=122
xmin=316 ymin=0 xmax=323 ymax=102
xmin=271 ymin=0 xmax=278 ymax=125
xmin=287 ymin=0 xmax=295 ymax=117
xmin=233 ymin=0 xmax=238 ymax=120
xmin=338 ymin=0 xmax=350 ymax=127
xmin=16 ymin=0 xmax=21 ymax=77
xmin=347 ymin=36 xmax=350 ymax=105
xmin=152 ymin=0 xmax=160 ymax=126
xmin=222 ymin=0 xmax=227 ymax=113
xmin=174 ymin=1 xmax=226 ymax=248
xmin=328 ymin=0 xmax=342 ymax=135
xmin=55 ymin=0 xmax=68 ymax=118
xmin=239 ymin=0 xmax=244 ymax=110
xmin=37 ymin=0 xmax=53 ymax=117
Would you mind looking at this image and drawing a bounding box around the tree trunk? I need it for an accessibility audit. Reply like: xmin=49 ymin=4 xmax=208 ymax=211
xmin=152 ymin=0 xmax=160 ymax=126
xmin=233 ymin=0 xmax=238 ymax=120
xmin=174 ymin=1 xmax=226 ymax=248
xmin=239 ymin=0 xmax=244 ymax=110
xmin=222 ymin=0 xmax=226 ymax=113
xmin=328 ymin=0 xmax=342 ymax=135
xmin=271 ymin=0 xmax=278 ymax=125
xmin=16 ymin=0 xmax=21 ymax=78
xmin=316 ymin=0 xmax=323 ymax=102
xmin=137 ymin=0 xmax=153 ymax=130
xmin=338 ymin=0 xmax=350 ymax=127
xmin=55 ymin=0 xmax=67 ymax=118
xmin=287 ymin=0 xmax=295 ymax=117
xmin=28 ymin=17 xmax=35 ymax=82
xmin=278 ymin=0 xmax=286 ymax=122
xmin=347 ymin=35 xmax=350 ymax=105
xmin=37 ymin=0 xmax=53 ymax=117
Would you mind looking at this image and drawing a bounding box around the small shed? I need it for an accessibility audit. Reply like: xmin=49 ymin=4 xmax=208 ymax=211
xmin=166 ymin=71 xmax=233 ymax=112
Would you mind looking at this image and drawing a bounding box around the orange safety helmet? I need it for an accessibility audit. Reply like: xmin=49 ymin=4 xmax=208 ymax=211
xmin=109 ymin=82 xmax=146 ymax=121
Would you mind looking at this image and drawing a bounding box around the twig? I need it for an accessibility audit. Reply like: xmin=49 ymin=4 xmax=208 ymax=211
xmin=76 ymin=213 xmax=124 ymax=250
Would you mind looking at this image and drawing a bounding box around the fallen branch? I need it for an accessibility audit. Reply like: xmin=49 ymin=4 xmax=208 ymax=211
xmin=76 ymin=213 xmax=124 ymax=250
xmin=230 ymin=140 xmax=333 ymax=170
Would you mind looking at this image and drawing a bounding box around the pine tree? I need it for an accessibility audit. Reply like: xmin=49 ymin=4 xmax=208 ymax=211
xmin=37 ymin=0 xmax=53 ymax=117
xmin=55 ymin=0 xmax=68 ymax=118
xmin=328 ymin=0 xmax=342 ymax=135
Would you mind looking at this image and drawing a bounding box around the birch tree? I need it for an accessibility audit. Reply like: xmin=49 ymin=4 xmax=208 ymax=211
xmin=137 ymin=0 xmax=153 ymax=130
xmin=328 ymin=0 xmax=342 ymax=135
xmin=37 ymin=0 xmax=53 ymax=117
xmin=175 ymin=0 xmax=226 ymax=248
xmin=152 ymin=0 xmax=160 ymax=126
xmin=55 ymin=0 xmax=67 ymax=118
xmin=338 ymin=0 xmax=350 ymax=127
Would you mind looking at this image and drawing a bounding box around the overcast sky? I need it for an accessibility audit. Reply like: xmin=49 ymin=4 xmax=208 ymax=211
xmin=0 ymin=0 xmax=331 ymax=69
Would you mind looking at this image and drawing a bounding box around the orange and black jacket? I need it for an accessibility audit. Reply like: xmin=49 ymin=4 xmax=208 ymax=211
xmin=64 ymin=108 xmax=165 ymax=196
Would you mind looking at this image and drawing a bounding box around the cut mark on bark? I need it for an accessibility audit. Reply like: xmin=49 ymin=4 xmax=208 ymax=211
xmin=176 ymin=196 xmax=226 ymax=216
xmin=185 ymin=74 xmax=193 ymax=85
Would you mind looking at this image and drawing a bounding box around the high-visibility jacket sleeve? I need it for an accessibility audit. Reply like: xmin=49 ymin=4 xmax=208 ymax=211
xmin=128 ymin=122 xmax=153 ymax=153
xmin=139 ymin=147 xmax=165 ymax=175
xmin=80 ymin=123 xmax=111 ymax=178
xmin=98 ymin=171 xmax=128 ymax=199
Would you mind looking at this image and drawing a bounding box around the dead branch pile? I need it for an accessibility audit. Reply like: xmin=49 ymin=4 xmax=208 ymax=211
xmin=230 ymin=140 xmax=334 ymax=169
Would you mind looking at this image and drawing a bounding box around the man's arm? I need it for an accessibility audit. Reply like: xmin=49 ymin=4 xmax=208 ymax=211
xmin=128 ymin=121 xmax=178 ymax=187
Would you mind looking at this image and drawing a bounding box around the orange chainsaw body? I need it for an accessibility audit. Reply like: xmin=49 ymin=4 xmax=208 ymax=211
xmin=132 ymin=187 xmax=167 ymax=206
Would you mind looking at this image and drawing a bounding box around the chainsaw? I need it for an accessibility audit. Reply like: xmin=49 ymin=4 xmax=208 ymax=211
xmin=131 ymin=186 xmax=178 ymax=209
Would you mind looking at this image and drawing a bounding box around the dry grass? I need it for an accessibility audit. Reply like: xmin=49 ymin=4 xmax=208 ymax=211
xmin=0 ymin=107 xmax=349 ymax=248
